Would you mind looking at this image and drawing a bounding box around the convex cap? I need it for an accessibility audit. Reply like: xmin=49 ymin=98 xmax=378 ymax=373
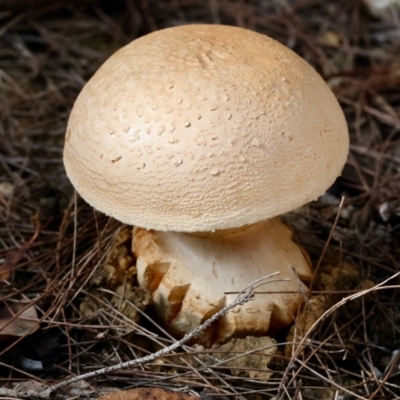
xmin=64 ymin=24 xmax=349 ymax=232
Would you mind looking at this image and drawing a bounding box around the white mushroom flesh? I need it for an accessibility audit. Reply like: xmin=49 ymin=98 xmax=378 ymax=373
xmin=134 ymin=218 xmax=312 ymax=344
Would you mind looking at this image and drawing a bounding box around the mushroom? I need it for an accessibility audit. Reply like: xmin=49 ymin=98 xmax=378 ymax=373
xmin=63 ymin=25 xmax=349 ymax=344
xmin=98 ymin=388 xmax=198 ymax=400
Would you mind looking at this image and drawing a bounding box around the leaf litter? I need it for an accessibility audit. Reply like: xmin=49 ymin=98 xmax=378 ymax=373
xmin=0 ymin=0 xmax=399 ymax=399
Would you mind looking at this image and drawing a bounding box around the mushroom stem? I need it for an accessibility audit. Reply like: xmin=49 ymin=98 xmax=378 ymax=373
xmin=133 ymin=217 xmax=313 ymax=344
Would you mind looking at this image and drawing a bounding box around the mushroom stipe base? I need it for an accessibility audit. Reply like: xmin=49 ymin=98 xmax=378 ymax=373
xmin=133 ymin=217 xmax=313 ymax=345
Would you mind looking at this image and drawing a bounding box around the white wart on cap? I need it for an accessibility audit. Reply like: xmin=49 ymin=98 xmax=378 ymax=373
xmin=63 ymin=24 xmax=349 ymax=233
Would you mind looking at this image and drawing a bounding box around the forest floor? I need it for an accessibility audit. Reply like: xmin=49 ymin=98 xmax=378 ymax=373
xmin=0 ymin=1 xmax=400 ymax=399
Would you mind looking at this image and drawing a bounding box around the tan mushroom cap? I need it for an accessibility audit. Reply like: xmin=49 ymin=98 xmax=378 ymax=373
xmin=64 ymin=24 xmax=349 ymax=232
